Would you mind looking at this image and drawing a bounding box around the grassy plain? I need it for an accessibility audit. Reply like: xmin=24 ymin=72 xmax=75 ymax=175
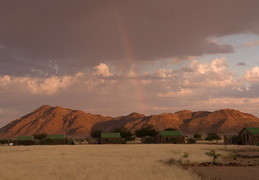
xmin=0 ymin=144 xmax=258 ymax=180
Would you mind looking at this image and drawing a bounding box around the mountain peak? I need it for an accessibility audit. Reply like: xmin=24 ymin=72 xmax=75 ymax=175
xmin=36 ymin=105 xmax=52 ymax=111
xmin=127 ymin=112 xmax=145 ymax=118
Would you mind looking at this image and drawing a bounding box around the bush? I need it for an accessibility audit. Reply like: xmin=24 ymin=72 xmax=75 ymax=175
xmin=91 ymin=129 xmax=102 ymax=138
xmin=205 ymin=132 xmax=221 ymax=141
xmin=66 ymin=138 xmax=75 ymax=145
xmin=0 ymin=139 xmax=9 ymax=144
xmin=193 ymin=133 xmax=202 ymax=140
xmin=205 ymin=149 xmax=221 ymax=164
xmin=186 ymin=137 xmax=196 ymax=144
xmin=181 ymin=152 xmax=189 ymax=158
xmin=230 ymin=135 xmax=242 ymax=145
xmin=121 ymin=138 xmax=127 ymax=144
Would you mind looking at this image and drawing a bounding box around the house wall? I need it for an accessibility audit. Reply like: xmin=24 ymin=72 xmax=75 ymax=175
xmin=88 ymin=138 xmax=100 ymax=144
xmin=14 ymin=140 xmax=34 ymax=145
xmin=101 ymin=138 xmax=122 ymax=144
xmin=156 ymin=135 xmax=185 ymax=144
xmin=240 ymin=129 xmax=259 ymax=145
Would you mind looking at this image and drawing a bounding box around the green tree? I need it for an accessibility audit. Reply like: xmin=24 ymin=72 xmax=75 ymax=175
xmin=135 ymin=125 xmax=157 ymax=137
xmin=111 ymin=127 xmax=134 ymax=141
xmin=33 ymin=133 xmax=48 ymax=145
xmin=91 ymin=129 xmax=102 ymax=138
xmin=205 ymin=132 xmax=221 ymax=141
xmin=193 ymin=133 xmax=202 ymax=140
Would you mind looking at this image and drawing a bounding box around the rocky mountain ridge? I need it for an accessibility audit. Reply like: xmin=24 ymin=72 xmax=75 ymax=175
xmin=1 ymin=105 xmax=259 ymax=139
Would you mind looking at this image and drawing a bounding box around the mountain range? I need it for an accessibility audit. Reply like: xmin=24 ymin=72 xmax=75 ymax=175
xmin=1 ymin=105 xmax=259 ymax=139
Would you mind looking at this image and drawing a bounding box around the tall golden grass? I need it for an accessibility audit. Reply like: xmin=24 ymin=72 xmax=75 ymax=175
xmin=0 ymin=144 xmax=258 ymax=180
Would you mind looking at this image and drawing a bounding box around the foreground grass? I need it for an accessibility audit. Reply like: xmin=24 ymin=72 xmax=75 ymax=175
xmin=0 ymin=144 xmax=258 ymax=180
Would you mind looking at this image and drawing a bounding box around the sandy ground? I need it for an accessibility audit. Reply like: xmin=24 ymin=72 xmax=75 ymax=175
xmin=191 ymin=150 xmax=259 ymax=180
xmin=193 ymin=166 xmax=259 ymax=180
xmin=0 ymin=144 xmax=258 ymax=180
xmin=192 ymin=167 xmax=259 ymax=180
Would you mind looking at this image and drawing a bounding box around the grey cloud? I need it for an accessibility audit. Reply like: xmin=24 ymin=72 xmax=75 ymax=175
xmin=1 ymin=0 xmax=259 ymax=76
xmin=237 ymin=62 xmax=246 ymax=66
xmin=181 ymin=67 xmax=194 ymax=72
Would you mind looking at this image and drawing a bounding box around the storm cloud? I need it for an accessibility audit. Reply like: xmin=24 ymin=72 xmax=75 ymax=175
xmin=1 ymin=0 xmax=259 ymax=75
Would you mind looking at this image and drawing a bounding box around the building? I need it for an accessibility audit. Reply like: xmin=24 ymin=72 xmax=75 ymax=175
xmin=47 ymin=134 xmax=66 ymax=145
xmin=156 ymin=130 xmax=185 ymax=144
xmin=239 ymin=127 xmax=259 ymax=145
xmin=100 ymin=133 xmax=122 ymax=144
xmin=15 ymin=136 xmax=34 ymax=145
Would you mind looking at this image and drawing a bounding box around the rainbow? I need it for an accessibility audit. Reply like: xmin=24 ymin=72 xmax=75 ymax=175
xmin=111 ymin=6 xmax=147 ymax=115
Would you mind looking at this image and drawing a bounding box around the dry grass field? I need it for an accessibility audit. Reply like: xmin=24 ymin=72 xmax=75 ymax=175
xmin=0 ymin=144 xmax=258 ymax=180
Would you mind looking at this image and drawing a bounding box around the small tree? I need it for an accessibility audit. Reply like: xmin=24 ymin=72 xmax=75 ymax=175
xmin=193 ymin=133 xmax=202 ymax=140
xmin=205 ymin=149 xmax=221 ymax=164
xmin=111 ymin=127 xmax=134 ymax=141
xmin=205 ymin=132 xmax=221 ymax=142
xmin=91 ymin=129 xmax=102 ymax=138
xmin=135 ymin=125 xmax=157 ymax=138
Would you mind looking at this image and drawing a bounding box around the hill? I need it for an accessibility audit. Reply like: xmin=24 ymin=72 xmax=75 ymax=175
xmin=1 ymin=105 xmax=259 ymax=139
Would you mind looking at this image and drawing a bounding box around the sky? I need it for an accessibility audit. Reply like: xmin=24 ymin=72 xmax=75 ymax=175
xmin=1 ymin=0 xmax=259 ymax=127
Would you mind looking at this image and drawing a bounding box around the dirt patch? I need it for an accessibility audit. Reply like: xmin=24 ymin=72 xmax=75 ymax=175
xmin=190 ymin=150 xmax=259 ymax=180
xmin=192 ymin=166 xmax=259 ymax=180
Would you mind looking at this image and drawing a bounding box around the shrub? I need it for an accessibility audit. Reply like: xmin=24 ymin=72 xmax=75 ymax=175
xmin=66 ymin=138 xmax=75 ymax=145
xmin=0 ymin=139 xmax=8 ymax=144
xmin=205 ymin=149 xmax=221 ymax=164
xmin=121 ymin=138 xmax=127 ymax=144
xmin=193 ymin=133 xmax=202 ymax=140
xmin=181 ymin=152 xmax=189 ymax=158
xmin=186 ymin=137 xmax=196 ymax=144
xmin=205 ymin=132 xmax=221 ymax=141
xmin=230 ymin=135 xmax=242 ymax=145
xmin=91 ymin=129 xmax=102 ymax=138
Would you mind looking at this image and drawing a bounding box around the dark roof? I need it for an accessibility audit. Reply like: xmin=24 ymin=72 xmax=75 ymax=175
xmin=159 ymin=130 xmax=184 ymax=136
xmin=47 ymin=134 xmax=65 ymax=140
xmin=16 ymin=136 xmax=33 ymax=141
xmin=101 ymin=133 xmax=121 ymax=138
xmin=244 ymin=127 xmax=259 ymax=135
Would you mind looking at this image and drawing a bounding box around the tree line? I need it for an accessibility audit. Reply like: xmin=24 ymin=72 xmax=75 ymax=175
xmin=91 ymin=125 xmax=224 ymax=144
